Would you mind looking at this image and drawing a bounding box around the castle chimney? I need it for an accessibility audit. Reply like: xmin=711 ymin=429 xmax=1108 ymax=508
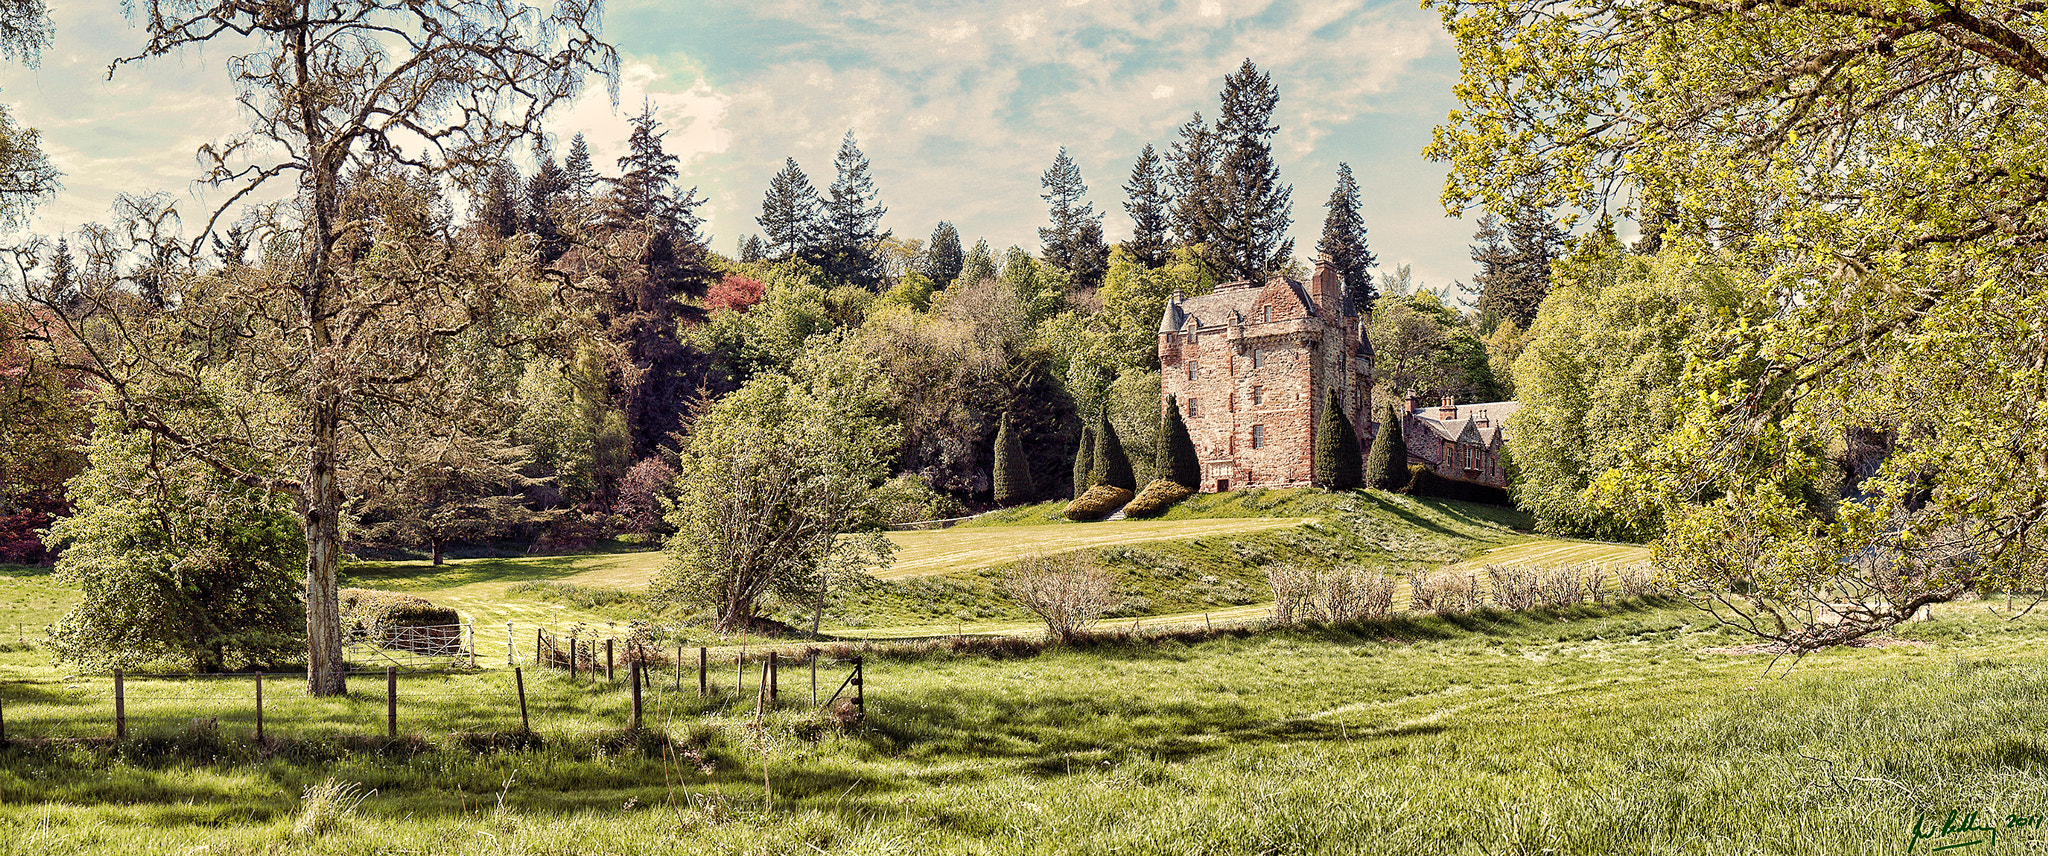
xmin=1405 ymin=391 xmax=1421 ymax=415
xmin=1438 ymin=394 xmax=1458 ymax=421
xmin=1312 ymin=256 xmax=1344 ymax=316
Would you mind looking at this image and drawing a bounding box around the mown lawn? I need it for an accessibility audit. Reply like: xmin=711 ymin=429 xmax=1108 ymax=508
xmin=1 ymin=598 xmax=2044 ymax=855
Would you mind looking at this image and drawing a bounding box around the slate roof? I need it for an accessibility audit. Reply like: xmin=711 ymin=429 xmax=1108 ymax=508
xmin=1407 ymin=401 xmax=1520 ymax=445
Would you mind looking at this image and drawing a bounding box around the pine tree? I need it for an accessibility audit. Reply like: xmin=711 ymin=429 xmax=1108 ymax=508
xmin=738 ymin=234 xmax=765 ymax=263
xmin=563 ymin=132 xmax=598 ymax=201
xmin=1317 ymin=162 xmax=1376 ymax=313
xmin=758 ymin=157 xmax=824 ymax=260
xmin=1155 ymin=395 xmax=1202 ymax=489
xmin=919 ymin=221 xmax=964 ymax=286
xmin=1210 ymin=59 xmax=1293 ymax=282
xmin=1473 ymin=196 xmax=1566 ymax=331
xmin=822 ymin=131 xmax=890 ymax=290
xmin=475 ymin=158 xmax=523 ymax=238
xmin=993 ymin=411 xmax=1033 ymax=506
xmin=209 ymin=225 xmax=250 ymax=269
xmin=1090 ymin=413 xmax=1136 ymax=491
xmin=1314 ymin=388 xmax=1362 ymax=490
xmin=47 ymin=236 xmax=76 ymax=305
xmin=960 ymin=238 xmax=998 ymax=286
xmin=1167 ymin=112 xmax=1219 ymax=256
xmin=1039 ymin=147 xmax=1107 ymax=290
xmin=1364 ymin=404 xmax=1409 ymax=491
xmin=608 ymin=105 xmax=691 ymax=231
xmin=1123 ymin=144 xmax=1173 ymax=269
xmin=1072 ymin=422 xmax=1095 ymax=500
xmin=526 ymin=141 xmax=572 ymax=261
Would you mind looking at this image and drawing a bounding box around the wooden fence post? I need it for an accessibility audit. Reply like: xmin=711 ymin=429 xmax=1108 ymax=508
xmin=629 ymin=660 xmax=643 ymax=731
xmin=385 ymin=666 xmax=397 ymax=739
xmin=114 ymin=668 xmax=125 ymax=740
xmin=254 ymin=673 xmax=264 ymax=744
xmin=534 ymin=628 xmax=543 ymax=666
xmin=767 ymin=651 xmax=778 ymax=705
xmin=736 ymin=651 xmax=745 ymax=696
xmin=853 ymin=657 xmax=864 ymax=710
xmin=675 ymin=643 xmax=683 ymax=692
xmin=606 ymin=638 xmax=615 ymax=681
xmin=514 ymin=667 xmax=530 ymax=734
xmin=698 ymin=647 xmax=708 ymax=697
xmin=1 ymin=681 xmax=8 ymax=743
xmin=810 ymin=653 xmax=818 ymax=705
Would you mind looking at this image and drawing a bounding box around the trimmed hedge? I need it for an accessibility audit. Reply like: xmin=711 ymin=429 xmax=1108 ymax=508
xmin=339 ymin=588 xmax=461 ymax=639
xmin=1402 ymin=465 xmax=1513 ymax=506
xmin=1063 ymin=484 xmax=1135 ymax=522
xmin=1121 ymin=479 xmax=1194 ymax=519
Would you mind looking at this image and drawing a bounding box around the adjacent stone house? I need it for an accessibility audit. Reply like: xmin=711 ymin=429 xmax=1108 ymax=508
xmin=1397 ymin=394 xmax=1518 ymax=489
xmin=1157 ymin=260 xmax=1373 ymax=492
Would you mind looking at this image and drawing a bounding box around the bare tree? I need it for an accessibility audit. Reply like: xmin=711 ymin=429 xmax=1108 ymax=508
xmin=1002 ymin=552 xmax=1118 ymax=643
xmin=7 ymin=0 xmax=615 ymax=695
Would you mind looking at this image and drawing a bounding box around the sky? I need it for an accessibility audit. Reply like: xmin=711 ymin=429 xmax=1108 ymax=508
xmin=0 ymin=0 xmax=1482 ymax=294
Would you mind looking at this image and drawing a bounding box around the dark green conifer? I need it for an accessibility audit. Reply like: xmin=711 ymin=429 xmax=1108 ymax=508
xmin=1091 ymin=414 xmax=1136 ymax=492
xmin=1314 ymin=388 xmax=1362 ymax=490
xmin=1155 ymin=395 xmax=1202 ymax=489
xmin=1365 ymin=403 xmax=1409 ymax=491
xmin=993 ymin=412 xmax=1032 ymax=506
xmin=1072 ymin=422 xmax=1095 ymax=500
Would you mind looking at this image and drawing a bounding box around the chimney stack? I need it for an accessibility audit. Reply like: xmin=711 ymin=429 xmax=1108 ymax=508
xmin=1404 ymin=391 xmax=1421 ymax=415
xmin=1438 ymin=394 xmax=1458 ymax=421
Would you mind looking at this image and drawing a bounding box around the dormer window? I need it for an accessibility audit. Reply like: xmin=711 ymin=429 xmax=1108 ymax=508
xmin=1261 ymin=305 xmax=1272 ymax=323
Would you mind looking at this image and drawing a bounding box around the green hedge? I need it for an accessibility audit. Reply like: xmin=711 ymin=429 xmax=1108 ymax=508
xmin=1402 ymin=465 xmax=1513 ymax=507
xmin=339 ymin=588 xmax=461 ymax=639
xmin=1121 ymin=479 xmax=1194 ymax=519
xmin=1064 ymin=485 xmax=1135 ymax=521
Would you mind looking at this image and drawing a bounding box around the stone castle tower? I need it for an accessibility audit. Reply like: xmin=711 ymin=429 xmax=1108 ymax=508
xmin=1157 ymin=260 xmax=1373 ymax=492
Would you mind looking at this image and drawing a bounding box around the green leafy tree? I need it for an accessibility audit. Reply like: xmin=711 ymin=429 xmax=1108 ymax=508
xmin=1428 ymin=0 xmax=2048 ymax=649
xmin=1364 ymin=404 xmax=1407 ymax=491
xmin=1316 ymin=162 xmax=1376 ymax=312
xmin=654 ymin=354 xmax=896 ymax=632
xmin=1314 ymin=387 xmax=1362 ymax=490
xmin=992 ymin=411 xmax=1032 ymax=506
xmin=960 ymin=238 xmax=998 ymax=287
xmin=1367 ymin=292 xmax=1498 ymax=408
xmin=1155 ymin=394 xmax=1201 ymax=490
xmin=47 ymin=412 xmax=304 ymax=673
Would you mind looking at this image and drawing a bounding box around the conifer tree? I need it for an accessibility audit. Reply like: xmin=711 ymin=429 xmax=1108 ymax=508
xmin=961 ymin=238 xmax=998 ymax=286
xmin=1317 ymin=162 xmax=1376 ymax=313
xmin=737 ymin=234 xmax=765 ymax=263
xmin=609 ymin=105 xmax=690 ymax=229
xmin=1040 ymin=148 xmax=1108 ymax=290
xmin=1365 ymin=403 xmax=1409 ymax=491
xmin=993 ymin=411 xmax=1032 ymax=506
xmin=1090 ymin=413 xmax=1136 ymax=491
xmin=1210 ymin=59 xmax=1293 ymax=282
xmin=526 ymin=141 xmax=572 ymax=261
xmin=919 ymin=221 xmax=964 ymax=286
xmin=475 ymin=158 xmax=523 ymax=238
xmin=1473 ymin=196 xmax=1567 ymax=331
xmin=1314 ymin=388 xmax=1362 ymax=490
xmin=563 ymin=132 xmax=598 ymax=201
xmin=1155 ymin=395 xmax=1201 ymax=489
xmin=1123 ymin=144 xmax=1173 ymax=269
xmin=758 ymin=157 xmax=824 ymax=260
xmin=1167 ymin=112 xmax=1219 ymax=256
xmin=1072 ymin=422 xmax=1095 ymax=500
xmin=822 ymin=131 xmax=890 ymax=290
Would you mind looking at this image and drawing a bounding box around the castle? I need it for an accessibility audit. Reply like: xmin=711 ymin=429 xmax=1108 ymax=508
xmin=1158 ymin=260 xmax=1372 ymax=491
xmin=1157 ymin=261 xmax=1515 ymax=492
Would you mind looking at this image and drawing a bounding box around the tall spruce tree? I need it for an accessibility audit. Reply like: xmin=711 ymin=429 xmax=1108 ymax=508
xmin=1156 ymin=394 xmax=1201 ymax=489
xmin=1072 ymin=422 xmax=1095 ymax=500
xmin=920 ymin=221 xmax=964 ymax=286
xmin=563 ymin=132 xmax=599 ymax=201
xmin=1314 ymin=388 xmax=1362 ymax=490
xmin=475 ymin=158 xmax=523 ymax=238
xmin=608 ymin=105 xmax=692 ymax=230
xmin=758 ymin=157 xmax=825 ymax=261
xmin=526 ymin=141 xmax=572 ymax=261
xmin=1090 ymin=414 xmax=1136 ymax=491
xmin=1123 ymin=144 xmax=1173 ymax=269
xmin=993 ymin=411 xmax=1032 ymax=506
xmin=1167 ymin=112 xmax=1219 ymax=257
xmin=1317 ymin=162 xmax=1376 ymax=313
xmin=822 ymin=131 xmax=890 ymax=290
xmin=1040 ymin=148 xmax=1108 ymax=290
xmin=737 ymin=234 xmax=765 ymax=263
xmin=1473 ymin=197 xmax=1567 ymax=331
xmin=961 ymin=238 xmax=998 ymax=286
xmin=1210 ymin=59 xmax=1293 ymax=282
xmin=1364 ymin=403 xmax=1409 ymax=491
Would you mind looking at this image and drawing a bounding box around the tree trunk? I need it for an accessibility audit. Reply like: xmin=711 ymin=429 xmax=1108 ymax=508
xmin=303 ymin=381 xmax=347 ymax=697
xmin=432 ymin=538 xmax=444 ymax=566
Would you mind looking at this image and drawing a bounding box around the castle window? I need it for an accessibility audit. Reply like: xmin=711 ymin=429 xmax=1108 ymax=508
xmin=1187 ymin=360 xmax=1196 ymax=381
xmin=1251 ymin=386 xmax=1263 ymax=406
xmin=1187 ymin=398 xmax=1198 ymax=418
xmin=1251 ymin=425 xmax=1265 ymax=449
xmin=1252 ymin=349 xmax=1265 ymax=369
xmin=1261 ymin=305 xmax=1272 ymax=323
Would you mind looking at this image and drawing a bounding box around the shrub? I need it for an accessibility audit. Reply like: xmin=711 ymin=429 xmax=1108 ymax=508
xmin=1408 ymin=570 xmax=1481 ymax=614
xmin=1000 ymin=552 xmax=1118 ymax=643
xmin=1063 ymin=484 xmax=1133 ymax=521
xmin=1618 ymin=563 xmax=1665 ymax=598
xmin=1268 ymin=564 xmax=1397 ymax=623
xmin=1314 ymin=388 xmax=1362 ymax=490
xmin=1071 ymin=423 xmax=1094 ymax=501
xmin=1090 ymin=413 xmax=1136 ymax=491
xmin=993 ymin=411 xmax=1033 ymax=507
xmin=870 ymin=472 xmax=966 ymax=525
xmin=1155 ymin=394 xmax=1201 ymax=489
xmin=1364 ymin=404 xmax=1408 ymax=491
xmin=339 ymin=588 xmax=460 ymax=643
xmin=1402 ymin=464 xmax=1513 ymax=506
xmin=1486 ymin=565 xmax=1543 ymax=610
xmin=612 ymin=458 xmax=678 ymax=535
xmin=294 ymin=778 xmax=371 ymax=839
xmin=1121 ymin=479 xmax=1193 ymax=519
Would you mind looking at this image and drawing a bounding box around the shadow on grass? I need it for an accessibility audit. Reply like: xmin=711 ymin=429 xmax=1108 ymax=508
xmin=341 ymin=554 xmax=620 ymax=590
xmin=0 ymin=562 xmax=57 ymax=579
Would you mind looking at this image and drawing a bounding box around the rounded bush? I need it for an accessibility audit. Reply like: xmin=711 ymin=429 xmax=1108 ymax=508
xmin=1063 ymin=485 xmax=1135 ymax=521
xmin=1121 ymin=479 xmax=1194 ymax=519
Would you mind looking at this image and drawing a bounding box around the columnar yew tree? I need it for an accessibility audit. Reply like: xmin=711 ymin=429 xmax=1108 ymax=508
xmin=1071 ymin=422 xmax=1095 ymax=500
xmin=8 ymin=0 xmax=615 ymax=695
xmin=1155 ymin=394 xmax=1201 ymax=490
xmin=992 ymin=411 xmax=1032 ymax=506
xmin=1365 ymin=404 xmax=1407 ymax=491
xmin=1090 ymin=413 xmax=1136 ymax=492
xmin=1314 ymin=388 xmax=1362 ymax=490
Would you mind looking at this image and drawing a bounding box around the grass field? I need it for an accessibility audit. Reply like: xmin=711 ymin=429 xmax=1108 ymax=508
xmin=1 ymin=598 xmax=2044 ymax=854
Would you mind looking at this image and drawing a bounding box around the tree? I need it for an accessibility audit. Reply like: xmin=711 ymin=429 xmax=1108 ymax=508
xmin=349 ymin=427 xmax=547 ymax=566
xmin=959 ymin=238 xmax=998 ymax=287
xmin=8 ymin=0 xmax=615 ymax=695
xmin=1473 ymin=199 xmax=1566 ymax=332
xmin=1090 ymin=412 xmax=1135 ymax=491
xmin=918 ymin=221 xmax=964 ymax=287
xmin=474 ymin=158 xmax=523 ymax=238
xmin=1071 ymin=421 xmax=1094 ymax=501
xmin=737 ymin=234 xmax=765 ymax=263
xmin=757 ymin=158 xmax=824 ymax=261
xmin=1040 ymin=148 xmax=1108 ymax=291
xmin=1122 ymin=144 xmax=1173 ymax=270
xmin=1367 ymin=292 xmax=1498 ymax=407
xmin=1317 ymin=163 xmax=1376 ymax=313
xmin=1314 ymin=387 xmax=1361 ymax=490
xmin=1167 ymin=112 xmax=1219 ymax=257
xmin=1155 ymin=394 xmax=1200 ymax=489
xmin=1428 ymin=0 xmax=2048 ymax=649
xmin=46 ymin=412 xmax=304 ymax=673
xmin=822 ymin=132 xmax=890 ymax=290
xmin=992 ymin=411 xmax=1032 ymax=506
xmin=1364 ymin=404 xmax=1407 ymax=491
xmin=526 ymin=143 xmax=573 ymax=262
xmin=1209 ymin=59 xmax=1293 ymax=282
xmin=654 ymin=360 xmax=895 ymax=632
xmin=563 ymin=132 xmax=599 ymax=201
